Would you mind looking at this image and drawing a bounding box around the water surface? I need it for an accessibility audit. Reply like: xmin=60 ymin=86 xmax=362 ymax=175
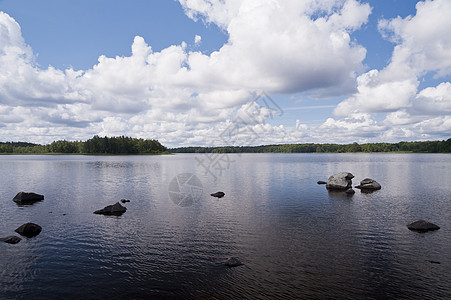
xmin=1 ymin=153 xmax=450 ymax=299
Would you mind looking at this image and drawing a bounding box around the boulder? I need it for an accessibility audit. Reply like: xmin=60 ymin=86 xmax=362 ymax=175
xmin=211 ymin=192 xmax=225 ymax=198
xmin=15 ymin=223 xmax=42 ymax=238
xmin=407 ymin=220 xmax=440 ymax=232
xmin=94 ymin=202 xmax=127 ymax=215
xmin=326 ymin=172 xmax=354 ymax=190
xmin=345 ymin=188 xmax=355 ymax=195
xmin=120 ymin=199 xmax=131 ymax=203
xmin=317 ymin=181 xmax=327 ymax=185
xmin=224 ymin=257 xmax=243 ymax=267
xmin=355 ymin=178 xmax=381 ymax=190
xmin=13 ymin=192 xmax=44 ymax=204
xmin=0 ymin=236 xmax=22 ymax=244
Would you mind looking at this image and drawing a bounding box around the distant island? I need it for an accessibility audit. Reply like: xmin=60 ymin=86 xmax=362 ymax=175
xmin=0 ymin=136 xmax=168 ymax=155
xmin=170 ymin=139 xmax=451 ymax=154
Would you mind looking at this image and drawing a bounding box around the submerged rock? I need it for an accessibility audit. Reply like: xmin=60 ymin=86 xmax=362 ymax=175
xmin=224 ymin=257 xmax=243 ymax=267
xmin=355 ymin=178 xmax=381 ymax=190
xmin=407 ymin=220 xmax=440 ymax=232
xmin=13 ymin=192 xmax=44 ymax=205
xmin=15 ymin=223 xmax=42 ymax=238
xmin=211 ymin=192 xmax=225 ymax=198
xmin=94 ymin=202 xmax=127 ymax=215
xmin=326 ymin=172 xmax=354 ymax=190
xmin=317 ymin=181 xmax=327 ymax=185
xmin=0 ymin=236 xmax=22 ymax=244
xmin=345 ymin=188 xmax=355 ymax=195
xmin=428 ymin=260 xmax=441 ymax=264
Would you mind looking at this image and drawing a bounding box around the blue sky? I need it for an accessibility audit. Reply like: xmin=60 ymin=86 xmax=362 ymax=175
xmin=0 ymin=0 xmax=450 ymax=146
xmin=1 ymin=0 xmax=228 ymax=70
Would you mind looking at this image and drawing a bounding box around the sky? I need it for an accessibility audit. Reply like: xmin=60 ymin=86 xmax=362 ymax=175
xmin=0 ymin=0 xmax=450 ymax=147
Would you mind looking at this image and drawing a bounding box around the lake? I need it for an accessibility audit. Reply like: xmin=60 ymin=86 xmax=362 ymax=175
xmin=1 ymin=153 xmax=450 ymax=299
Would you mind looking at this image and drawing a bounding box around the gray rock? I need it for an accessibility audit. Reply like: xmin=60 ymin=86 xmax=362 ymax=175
xmin=94 ymin=202 xmax=127 ymax=215
xmin=326 ymin=172 xmax=354 ymax=190
xmin=13 ymin=192 xmax=44 ymax=204
xmin=211 ymin=192 xmax=225 ymax=198
xmin=355 ymin=178 xmax=381 ymax=190
xmin=407 ymin=220 xmax=440 ymax=232
xmin=345 ymin=188 xmax=355 ymax=195
xmin=317 ymin=181 xmax=327 ymax=185
xmin=224 ymin=257 xmax=243 ymax=267
xmin=0 ymin=236 xmax=22 ymax=244
xmin=15 ymin=223 xmax=42 ymax=238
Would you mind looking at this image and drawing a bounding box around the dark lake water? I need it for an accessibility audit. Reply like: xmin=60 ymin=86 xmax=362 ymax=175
xmin=1 ymin=153 xmax=450 ymax=299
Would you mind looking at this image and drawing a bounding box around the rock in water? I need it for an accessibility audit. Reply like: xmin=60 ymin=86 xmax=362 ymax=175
xmin=211 ymin=192 xmax=225 ymax=198
xmin=407 ymin=220 xmax=440 ymax=232
xmin=428 ymin=260 xmax=441 ymax=264
xmin=317 ymin=181 xmax=327 ymax=185
xmin=0 ymin=236 xmax=22 ymax=244
xmin=345 ymin=188 xmax=355 ymax=195
xmin=13 ymin=192 xmax=44 ymax=204
xmin=355 ymin=178 xmax=381 ymax=190
xmin=94 ymin=202 xmax=127 ymax=215
xmin=326 ymin=172 xmax=354 ymax=190
xmin=120 ymin=199 xmax=131 ymax=203
xmin=15 ymin=223 xmax=42 ymax=238
xmin=224 ymin=257 xmax=243 ymax=267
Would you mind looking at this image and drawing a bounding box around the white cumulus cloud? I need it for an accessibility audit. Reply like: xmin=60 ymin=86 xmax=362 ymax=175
xmin=332 ymin=0 xmax=451 ymax=141
xmin=0 ymin=1 xmax=449 ymax=145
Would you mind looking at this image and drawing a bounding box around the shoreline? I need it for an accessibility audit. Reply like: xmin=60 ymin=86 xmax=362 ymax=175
xmin=2 ymin=151 xmax=451 ymax=155
xmin=0 ymin=151 xmax=172 ymax=156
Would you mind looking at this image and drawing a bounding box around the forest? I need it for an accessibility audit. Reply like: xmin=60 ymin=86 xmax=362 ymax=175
xmin=1 ymin=137 xmax=450 ymax=155
xmin=0 ymin=136 xmax=167 ymax=154
xmin=170 ymin=139 xmax=451 ymax=154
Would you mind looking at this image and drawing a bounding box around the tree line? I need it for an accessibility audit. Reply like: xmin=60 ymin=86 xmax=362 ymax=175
xmin=0 ymin=136 xmax=167 ymax=154
xmin=2 ymin=137 xmax=450 ymax=154
xmin=170 ymin=139 xmax=451 ymax=154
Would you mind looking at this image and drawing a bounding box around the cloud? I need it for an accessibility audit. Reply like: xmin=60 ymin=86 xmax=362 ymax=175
xmin=180 ymin=0 xmax=371 ymax=94
xmin=0 ymin=12 xmax=87 ymax=108
xmin=319 ymin=113 xmax=385 ymax=139
xmin=0 ymin=1 xmax=374 ymax=144
xmin=75 ymin=0 xmax=372 ymax=119
xmin=378 ymin=0 xmax=451 ymax=76
xmin=413 ymin=82 xmax=451 ymax=114
xmin=336 ymin=0 xmax=451 ymax=117
xmin=178 ymin=0 xmax=243 ymax=28
xmin=194 ymin=35 xmax=202 ymax=45
xmin=0 ymin=1 xmax=449 ymax=145
xmin=381 ymin=81 xmax=451 ymax=137
xmin=334 ymin=70 xmax=419 ymax=116
xmin=330 ymin=0 xmax=451 ymax=142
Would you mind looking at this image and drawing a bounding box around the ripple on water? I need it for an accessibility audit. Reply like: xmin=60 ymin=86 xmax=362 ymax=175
xmin=0 ymin=154 xmax=450 ymax=299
